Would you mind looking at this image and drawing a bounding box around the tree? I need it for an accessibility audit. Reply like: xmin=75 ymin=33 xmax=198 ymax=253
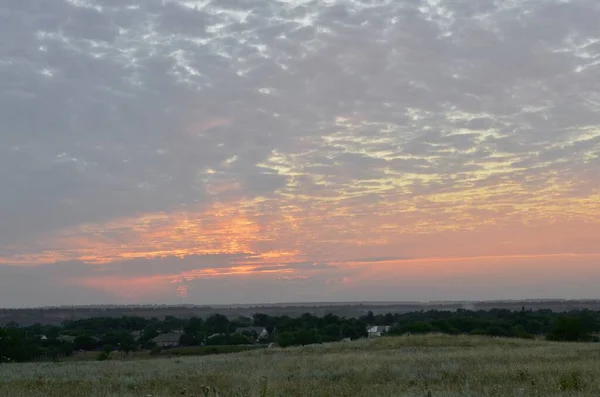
xmin=276 ymin=330 xmax=320 ymax=347
xmin=366 ymin=311 xmax=375 ymax=325
xmin=139 ymin=326 xmax=159 ymax=343
xmin=179 ymin=331 xmax=205 ymax=347
xmin=403 ymin=322 xmax=435 ymax=334
xmin=184 ymin=317 xmax=205 ymax=334
xmin=253 ymin=313 xmax=270 ymax=327
xmin=162 ymin=316 xmax=186 ymax=333
xmin=118 ymin=334 xmax=136 ymax=356
xmin=4 ymin=307 xmax=600 ymax=363
xmin=205 ymin=314 xmax=230 ymax=334
xmin=547 ymin=316 xmax=594 ymax=342
xmin=229 ymin=333 xmax=251 ymax=345
xmin=74 ymin=335 xmax=97 ymax=351
xmin=205 ymin=334 xmax=230 ymax=346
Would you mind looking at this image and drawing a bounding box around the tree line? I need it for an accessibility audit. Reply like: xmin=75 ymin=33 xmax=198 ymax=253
xmin=1 ymin=308 xmax=598 ymax=362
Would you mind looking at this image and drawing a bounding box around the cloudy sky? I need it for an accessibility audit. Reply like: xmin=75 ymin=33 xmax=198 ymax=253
xmin=1 ymin=0 xmax=599 ymax=307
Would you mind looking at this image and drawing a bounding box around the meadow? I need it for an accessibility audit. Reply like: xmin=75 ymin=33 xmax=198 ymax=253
xmin=59 ymin=345 xmax=260 ymax=362
xmin=1 ymin=334 xmax=599 ymax=397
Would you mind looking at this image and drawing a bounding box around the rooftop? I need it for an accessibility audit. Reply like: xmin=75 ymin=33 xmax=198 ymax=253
xmin=152 ymin=333 xmax=181 ymax=343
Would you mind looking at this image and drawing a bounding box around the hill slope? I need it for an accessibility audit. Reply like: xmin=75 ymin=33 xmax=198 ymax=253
xmin=1 ymin=334 xmax=599 ymax=396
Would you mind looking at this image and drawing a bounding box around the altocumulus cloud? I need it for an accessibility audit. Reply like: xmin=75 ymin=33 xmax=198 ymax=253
xmin=0 ymin=0 xmax=599 ymax=306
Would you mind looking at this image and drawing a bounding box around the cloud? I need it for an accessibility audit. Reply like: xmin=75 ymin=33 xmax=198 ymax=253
xmin=0 ymin=254 xmax=350 ymax=305
xmin=1 ymin=0 xmax=599 ymax=305
xmin=4 ymin=252 xmax=600 ymax=306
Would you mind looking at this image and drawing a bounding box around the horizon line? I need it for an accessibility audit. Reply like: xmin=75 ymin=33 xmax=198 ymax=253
xmin=3 ymin=297 xmax=600 ymax=311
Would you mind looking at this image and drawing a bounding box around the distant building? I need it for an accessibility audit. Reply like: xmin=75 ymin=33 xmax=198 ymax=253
xmin=367 ymin=325 xmax=392 ymax=338
xmin=234 ymin=327 xmax=269 ymax=341
xmin=130 ymin=330 xmax=142 ymax=340
xmin=57 ymin=335 xmax=76 ymax=344
xmin=152 ymin=333 xmax=181 ymax=348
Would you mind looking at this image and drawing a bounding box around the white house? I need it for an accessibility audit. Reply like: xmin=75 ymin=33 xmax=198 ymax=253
xmin=367 ymin=325 xmax=392 ymax=338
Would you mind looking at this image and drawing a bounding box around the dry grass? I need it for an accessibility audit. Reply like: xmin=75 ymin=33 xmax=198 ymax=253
xmin=1 ymin=334 xmax=599 ymax=397
xmin=61 ymin=345 xmax=259 ymax=361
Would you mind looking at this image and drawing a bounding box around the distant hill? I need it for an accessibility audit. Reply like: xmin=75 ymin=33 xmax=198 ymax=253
xmin=2 ymin=299 xmax=600 ymax=326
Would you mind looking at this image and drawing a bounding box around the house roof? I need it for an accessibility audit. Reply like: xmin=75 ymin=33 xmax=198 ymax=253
xmin=57 ymin=335 xmax=76 ymax=343
xmin=234 ymin=326 xmax=267 ymax=335
xmin=368 ymin=325 xmax=392 ymax=333
xmin=152 ymin=333 xmax=181 ymax=343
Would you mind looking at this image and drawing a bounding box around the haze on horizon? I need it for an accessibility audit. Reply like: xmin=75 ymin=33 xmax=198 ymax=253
xmin=1 ymin=0 xmax=599 ymax=308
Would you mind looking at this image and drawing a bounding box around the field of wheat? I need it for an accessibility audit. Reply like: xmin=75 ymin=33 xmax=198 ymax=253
xmin=1 ymin=334 xmax=599 ymax=397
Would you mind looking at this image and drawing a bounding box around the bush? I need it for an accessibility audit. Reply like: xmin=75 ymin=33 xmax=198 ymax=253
xmin=149 ymin=346 xmax=162 ymax=356
xmin=97 ymin=352 xmax=109 ymax=361
xmin=277 ymin=330 xmax=320 ymax=347
xmin=163 ymin=345 xmax=257 ymax=357
xmin=547 ymin=316 xmax=593 ymax=342
xmin=558 ymin=371 xmax=584 ymax=391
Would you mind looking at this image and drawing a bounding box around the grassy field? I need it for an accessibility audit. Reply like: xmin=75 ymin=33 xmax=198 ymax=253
xmin=61 ymin=345 xmax=261 ymax=361
xmin=1 ymin=334 xmax=599 ymax=397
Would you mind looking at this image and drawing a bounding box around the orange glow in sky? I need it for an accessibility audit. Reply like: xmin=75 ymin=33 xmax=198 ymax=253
xmin=2 ymin=0 xmax=600 ymax=306
xmin=2 ymin=174 xmax=599 ymax=302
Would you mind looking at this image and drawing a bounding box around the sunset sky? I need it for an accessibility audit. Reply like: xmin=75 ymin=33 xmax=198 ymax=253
xmin=1 ymin=0 xmax=599 ymax=307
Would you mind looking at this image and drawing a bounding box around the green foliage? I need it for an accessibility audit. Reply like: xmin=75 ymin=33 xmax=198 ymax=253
xmin=179 ymin=332 xmax=203 ymax=346
xmin=118 ymin=335 xmax=136 ymax=356
xmin=547 ymin=315 xmax=595 ymax=342
xmin=205 ymin=314 xmax=230 ymax=334
xmin=2 ymin=308 xmax=600 ymax=362
xmin=558 ymin=370 xmax=584 ymax=391
xmin=159 ymin=345 xmax=257 ymax=357
xmin=74 ymin=335 xmax=97 ymax=351
xmin=402 ymin=321 xmax=435 ymax=334
xmin=229 ymin=333 xmax=252 ymax=345
xmin=277 ymin=330 xmax=321 ymax=347
xmin=149 ymin=346 xmax=162 ymax=356
xmin=0 ymin=327 xmax=75 ymax=362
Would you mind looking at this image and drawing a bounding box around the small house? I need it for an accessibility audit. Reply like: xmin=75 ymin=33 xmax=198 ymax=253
xmin=152 ymin=333 xmax=181 ymax=348
xmin=57 ymin=335 xmax=76 ymax=344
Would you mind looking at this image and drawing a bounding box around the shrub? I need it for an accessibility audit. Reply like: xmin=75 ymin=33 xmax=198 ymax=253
xmin=547 ymin=316 xmax=593 ymax=342
xmin=149 ymin=346 xmax=162 ymax=356
xmin=558 ymin=370 xmax=584 ymax=391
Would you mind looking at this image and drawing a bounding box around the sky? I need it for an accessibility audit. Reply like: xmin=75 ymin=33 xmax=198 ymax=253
xmin=1 ymin=0 xmax=599 ymax=308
